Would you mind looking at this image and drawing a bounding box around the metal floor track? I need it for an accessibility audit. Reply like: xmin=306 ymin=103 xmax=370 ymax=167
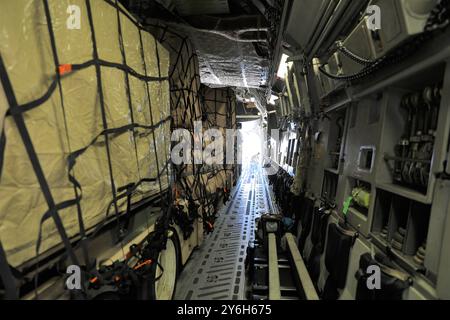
xmin=175 ymin=164 xmax=275 ymax=300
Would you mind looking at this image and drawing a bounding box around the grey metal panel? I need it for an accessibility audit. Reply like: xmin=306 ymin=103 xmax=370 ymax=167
xmin=437 ymin=185 xmax=450 ymax=299
xmin=340 ymin=95 xmax=386 ymax=236
xmin=425 ymin=180 xmax=450 ymax=277
xmin=432 ymin=61 xmax=450 ymax=189
xmin=343 ymin=97 xmax=383 ymax=181
xmin=340 ymin=17 xmax=377 ymax=75
xmin=272 ymin=0 xmax=450 ymax=299
xmin=340 ymin=237 xmax=371 ymax=300
xmin=284 ymin=0 xmax=330 ymax=51
xmin=371 ymin=0 xmax=438 ymax=57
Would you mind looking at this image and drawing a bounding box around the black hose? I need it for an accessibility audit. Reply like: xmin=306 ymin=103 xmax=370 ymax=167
xmin=319 ymin=0 xmax=450 ymax=82
xmin=337 ymin=42 xmax=375 ymax=66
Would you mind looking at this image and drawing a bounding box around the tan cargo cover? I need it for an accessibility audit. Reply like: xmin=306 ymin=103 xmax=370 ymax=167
xmin=0 ymin=0 xmax=171 ymax=267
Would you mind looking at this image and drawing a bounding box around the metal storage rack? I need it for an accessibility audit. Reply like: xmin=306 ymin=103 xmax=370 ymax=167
xmin=310 ymin=22 xmax=450 ymax=300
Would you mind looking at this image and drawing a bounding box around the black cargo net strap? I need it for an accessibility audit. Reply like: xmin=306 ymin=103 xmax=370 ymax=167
xmin=1 ymin=3 xmax=84 ymax=288
xmin=67 ymin=119 xmax=171 ymax=167
xmin=66 ymin=0 xmax=173 ymax=261
xmin=201 ymin=87 xmax=235 ymax=191
xmin=42 ymin=0 xmax=91 ymax=272
xmin=202 ymin=88 xmax=236 ymax=135
xmin=0 ymin=129 xmax=5 ymax=183
xmin=167 ymin=37 xmax=203 ymax=128
xmin=5 ymin=61 xmax=167 ymax=118
xmin=135 ymin=22 xmax=172 ymax=247
xmin=166 ymin=38 xmax=222 ymax=206
xmin=3 ymin=2 xmax=168 ymax=119
xmin=77 ymin=160 xmax=171 ymax=245
xmin=85 ymin=0 xmax=121 ymax=266
xmin=113 ymin=4 xmax=173 ymax=265
xmin=147 ymin=23 xmax=231 ymax=231
xmin=62 ymin=121 xmax=171 ymax=244
xmin=54 ymin=0 xmax=173 ymax=289
xmin=153 ymin=29 xmax=174 ymax=233
xmin=115 ymin=0 xmax=142 ymax=184
xmin=86 ymin=0 xmax=169 ymax=265
xmin=156 ymin=32 xmax=205 ymax=204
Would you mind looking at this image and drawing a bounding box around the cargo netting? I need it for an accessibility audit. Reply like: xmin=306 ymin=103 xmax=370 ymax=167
xmin=149 ymin=22 xmax=238 ymax=238
xmin=0 ymin=0 xmax=172 ymax=298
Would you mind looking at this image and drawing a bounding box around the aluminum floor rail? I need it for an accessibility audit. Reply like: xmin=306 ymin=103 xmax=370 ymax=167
xmin=268 ymin=233 xmax=281 ymax=300
xmin=175 ymin=163 xmax=271 ymax=300
xmin=285 ymin=233 xmax=319 ymax=300
xmin=175 ymin=163 xmax=319 ymax=300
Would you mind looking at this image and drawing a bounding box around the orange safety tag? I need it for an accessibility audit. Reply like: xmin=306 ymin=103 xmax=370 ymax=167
xmin=58 ymin=64 xmax=72 ymax=76
xmin=133 ymin=259 xmax=153 ymax=270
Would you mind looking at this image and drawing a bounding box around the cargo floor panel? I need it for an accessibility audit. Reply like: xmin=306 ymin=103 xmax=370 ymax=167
xmin=175 ymin=164 xmax=272 ymax=300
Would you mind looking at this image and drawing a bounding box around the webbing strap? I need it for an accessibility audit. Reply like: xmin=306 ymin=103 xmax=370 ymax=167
xmin=106 ymin=161 xmax=170 ymax=219
xmin=137 ymin=32 xmax=164 ymax=198
xmin=154 ymin=35 xmax=173 ymax=228
xmin=83 ymin=159 xmax=171 ymax=243
xmin=42 ymin=0 xmax=91 ymax=270
xmin=115 ymin=0 xmax=142 ymax=182
xmin=85 ymin=0 xmax=121 ymax=233
xmin=5 ymin=60 xmax=167 ymax=117
xmin=0 ymin=129 xmax=5 ymax=180
xmin=36 ymin=198 xmax=80 ymax=256
xmin=0 ymin=54 xmax=79 ymax=266
xmin=148 ymin=24 xmax=233 ymax=231
xmin=138 ymin=31 xmax=167 ymax=240
xmin=0 ymin=2 xmax=176 ymax=296
xmin=169 ymin=37 xmax=189 ymax=79
xmin=158 ymin=25 xmax=169 ymax=45
xmin=67 ymin=118 xmax=171 ymax=171
xmin=0 ymin=241 xmax=18 ymax=299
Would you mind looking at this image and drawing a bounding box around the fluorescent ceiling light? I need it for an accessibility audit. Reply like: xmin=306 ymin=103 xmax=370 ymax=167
xmin=269 ymin=95 xmax=279 ymax=105
xmin=277 ymin=54 xmax=290 ymax=79
xmin=243 ymin=97 xmax=256 ymax=104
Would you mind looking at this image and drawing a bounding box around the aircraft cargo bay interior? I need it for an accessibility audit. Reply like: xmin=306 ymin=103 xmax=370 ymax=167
xmin=0 ymin=0 xmax=450 ymax=303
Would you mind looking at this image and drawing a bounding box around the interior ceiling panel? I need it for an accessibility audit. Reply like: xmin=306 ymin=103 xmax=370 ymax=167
xmin=166 ymin=13 xmax=271 ymax=89
xmin=122 ymin=0 xmax=281 ymax=110
xmin=172 ymin=0 xmax=230 ymax=16
xmin=185 ymin=28 xmax=269 ymax=88
xmin=285 ymin=0 xmax=329 ymax=51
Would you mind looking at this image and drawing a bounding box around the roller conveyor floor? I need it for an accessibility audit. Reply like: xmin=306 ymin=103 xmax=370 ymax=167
xmin=175 ymin=163 xmax=276 ymax=300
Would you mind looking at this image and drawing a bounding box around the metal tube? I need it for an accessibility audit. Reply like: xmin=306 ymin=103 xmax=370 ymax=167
xmin=268 ymin=233 xmax=281 ymax=300
xmin=285 ymin=233 xmax=319 ymax=300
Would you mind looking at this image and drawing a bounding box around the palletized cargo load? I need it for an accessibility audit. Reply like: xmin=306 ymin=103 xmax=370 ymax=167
xmin=148 ymin=24 xmax=237 ymax=237
xmin=148 ymin=25 xmax=210 ymax=239
xmin=202 ymin=86 xmax=236 ymax=130
xmin=201 ymin=86 xmax=237 ymax=189
xmin=163 ymin=31 xmax=203 ymax=131
xmin=0 ymin=0 xmax=171 ymax=268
